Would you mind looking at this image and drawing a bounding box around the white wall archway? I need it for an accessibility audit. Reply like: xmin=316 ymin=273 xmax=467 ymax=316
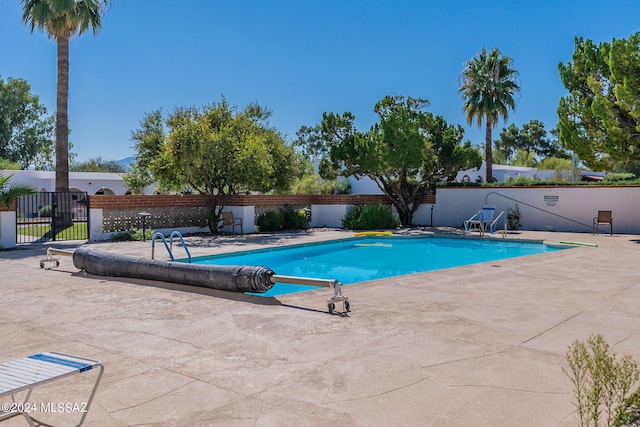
xmin=95 ymin=188 xmax=116 ymax=195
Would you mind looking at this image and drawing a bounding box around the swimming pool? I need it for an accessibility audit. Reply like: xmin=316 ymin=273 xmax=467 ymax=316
xmin=187 ymin=236 xmax=566 ymax=296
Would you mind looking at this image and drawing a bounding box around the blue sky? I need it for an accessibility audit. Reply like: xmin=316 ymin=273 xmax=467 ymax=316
xmin=1 ymin=0 xmax=640 ymax=163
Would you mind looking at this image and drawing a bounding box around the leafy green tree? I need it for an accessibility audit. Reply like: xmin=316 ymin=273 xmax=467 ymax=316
xmin=494 ymin=123 xmax=520 ymax=163
xmin=558 ymin=33 xmax=640 ymax=171
xmin=491 ymin=149 xmax=508 ymax=166
xmin=71 ymin=157 xmax=126 ymax=172
xmin=0 ymin=173 xmax=35 ymax=208
xmin=321 ymin=95 xmax=481 ymax=226
xmin=288 ymin=126 xmax=349 ymax=195
xmin=130 ymin=110 xmax=165 ymax=174
xmin=539 ymin=156 xmax=572 ymax=170
xmin=293 ymin=152 xmax=314 ymax=178
xmin=0 ymin=159 xmax=21 ymax=170
xmin=289 ymin=175 xmax=334 ymax=195
xmin=539 ymin=156 xmax=574 ymax=181
xmin=293 ymin=124 xmax=328 ymax=159
xmin=145 ymin=99 xmax=297 ymax=233
xmin=510 ymin=148 xmax=538 ymax=167
xmin=21 ymin=0 xmax=108 ymax=192
xmin=122 ymin=163 xmax=153 ymax=194
xmin=124 ymin=110 xmax=165 ymax=194
xmin=460 ymin=47 xmax=520 ymax=182
xmin=0 ymin=76 xmax=54 ymax=169
xmin=495 ymin=120 xmax=569 ymax=165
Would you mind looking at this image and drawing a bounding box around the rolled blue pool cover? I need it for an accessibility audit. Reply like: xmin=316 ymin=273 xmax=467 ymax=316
xmin=72 ymin=247 xmax=275 ymax=293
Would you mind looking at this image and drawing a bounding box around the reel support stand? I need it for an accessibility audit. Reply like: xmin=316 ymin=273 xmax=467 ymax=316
xmin=271 ymin=274 xmax=350 ymax=314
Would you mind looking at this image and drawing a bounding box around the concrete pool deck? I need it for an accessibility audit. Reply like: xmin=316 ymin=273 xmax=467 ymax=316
xmin=1 ymin=228 xmax=639 ymax=426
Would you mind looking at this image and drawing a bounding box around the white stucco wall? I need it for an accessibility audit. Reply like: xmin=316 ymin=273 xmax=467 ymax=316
xmin=2 ymin=170 xmax=154 ymax=195
xmin=224 ymin=206 xmax=256 ymax=234
xmin=311 ymin=205 xmax=349 ymax=228
xmin=0 ymin=211 xmax=17 ymax=249
xmin=89 ymin=208 xmax=104 ymax=241
xmin=432 ymin=187 xmax=640 ymax=234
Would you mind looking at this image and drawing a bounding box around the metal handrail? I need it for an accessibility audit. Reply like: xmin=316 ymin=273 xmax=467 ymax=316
xmin=151 ymin=231 xmax=191 ymax=263
xmin=464 ymin=209 xmax=482 ymax=231
xmin=484 ymin=191 xmax=593 ymax=231
xmin=489 ymin=210 xmax=506 ymax=234
xmin=151 ymin=232 xmax=174 ymax=261
xmin=169 ymin=231 xmax=191 ymax=263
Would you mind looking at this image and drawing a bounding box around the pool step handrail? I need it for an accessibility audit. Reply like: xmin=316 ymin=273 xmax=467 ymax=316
xmin=271 ymin=274 xmax=350 ymax=315
xmin=169 ymin=231 xmax=191 ymax=263
xmin=151 ymin=232 xmax=174 ymax=261
xmin=463 ymin=208 xmax=483 ymax=232
xmin=489 ymin=210 xmax=507 ymax=236
xmin=151 ymin=231 xmax=191 ymax=262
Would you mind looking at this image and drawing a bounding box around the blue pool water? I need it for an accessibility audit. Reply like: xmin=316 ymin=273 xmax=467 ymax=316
xmin=188 ymin=236 xmax=565 ymax=296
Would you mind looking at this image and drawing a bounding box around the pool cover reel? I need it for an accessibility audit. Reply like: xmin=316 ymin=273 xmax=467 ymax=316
xmin=72 ymin=247 xmax=275 ymax=293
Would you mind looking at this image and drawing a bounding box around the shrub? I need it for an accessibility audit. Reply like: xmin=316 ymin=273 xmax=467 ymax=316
xmin=507 ymin=204 xmax=522 ymax=230
xmin=563 ymin=334 xmax=639 ymax=427
xmin=342 ymin=205 xmax=361 ymax=229
xmin=281 ymin=206 xmax=309 ymax=230
xmin=616 ymin=387 xmax=640 ymax=426
xmin=38 ymin=205 xmax=52 ymax=217
xmin=334 ymin=177 xmax=352 ymax=194
xmin=257 ymin=207 xmax=309 ymax=232
xmin=257 ymin=211 xmax=284 ymax=232
xmin=110 ymin=229 xmax=135 ymax=241
xmin=342 ymin=203 xmax=399 ymax=230
xmin=132 ymin=227 xmax=154 ymax=241
xmin=342 ymin=205 xmax=364 ymax=229
xmin=603 ymin=173 xmax=636 ymax=182
xmin=110 ymin=227 xmax=153 ymax=241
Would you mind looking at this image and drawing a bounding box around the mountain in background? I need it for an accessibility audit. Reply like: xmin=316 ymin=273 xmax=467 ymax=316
xmin=116 ymin=156 xmax=135 ymax=171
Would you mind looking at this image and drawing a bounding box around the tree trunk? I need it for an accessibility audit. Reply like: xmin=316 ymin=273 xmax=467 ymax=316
xmin=52 ymin=191 xmax=74 ymax=235
xmin=207 ymin=206 xmax=223 ymax=234
xmin=206 ymin=192 xmax=232 ymax=234
xmin=378 ymin=179 xmax=423 ymax=227
xmin=56 ymin=35 xmax=70 ymax=193
xmin=395 ymin=205 xmax=413 ymax=227
xmin=53 ymin=35 xmax=73 ymax=231
xmin=485 ymin=122 xmax=493 ymax=183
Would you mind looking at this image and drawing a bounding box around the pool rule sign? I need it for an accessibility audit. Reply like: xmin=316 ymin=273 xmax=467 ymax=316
xmin=544 ymin=195 xmax=559 ymax=206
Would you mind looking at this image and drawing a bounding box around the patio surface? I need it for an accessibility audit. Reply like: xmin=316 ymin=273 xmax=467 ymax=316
xmin=1 ymin=228 xmax=639 ymax=426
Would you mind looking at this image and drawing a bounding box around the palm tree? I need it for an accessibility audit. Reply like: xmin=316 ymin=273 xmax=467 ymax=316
xmin=20 ymin=0 xmax=108 ymax=192
xmin=459 ymin=47 xmax=520 ymax=183
xmin=0 ymin=173 xmax=35 ymax=208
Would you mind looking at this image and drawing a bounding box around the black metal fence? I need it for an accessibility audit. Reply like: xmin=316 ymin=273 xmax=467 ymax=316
xmin=16 ymin=192 xmax=89 ymax=244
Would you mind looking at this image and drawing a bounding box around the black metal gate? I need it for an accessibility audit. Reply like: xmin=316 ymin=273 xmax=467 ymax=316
xmin=16 ymin=191 xmax=89 ymax=244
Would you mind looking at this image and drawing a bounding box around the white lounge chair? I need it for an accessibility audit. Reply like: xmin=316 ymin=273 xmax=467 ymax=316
xmin=464 ymin=205 xmax=496 ymax=236
xmin=0 ymin=351 xmax=104 ymax=426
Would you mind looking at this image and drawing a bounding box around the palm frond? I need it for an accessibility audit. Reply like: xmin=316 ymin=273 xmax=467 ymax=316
xmin=0 ymin=174 xmax=36 ymax=208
